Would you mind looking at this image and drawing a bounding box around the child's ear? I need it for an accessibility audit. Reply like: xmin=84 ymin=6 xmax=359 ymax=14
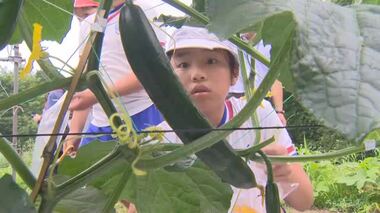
xmin=231 ymin=69 xmax=239 ymax=85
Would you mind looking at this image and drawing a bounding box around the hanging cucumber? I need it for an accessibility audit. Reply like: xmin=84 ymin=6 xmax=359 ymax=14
xmin=118 ymin=2 xmax=256 ymax=189
xmin=258 ymin=151 xmax=281 ymax=213
xmin=0 ymin=0 xmax=24 ymax=50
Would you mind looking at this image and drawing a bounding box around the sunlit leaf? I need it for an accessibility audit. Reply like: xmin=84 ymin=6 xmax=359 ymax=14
xmin=207 ymin=0 xmax=380 ymax=142
xmin=10 ymin=0 xmax=73 ymax=44
xmin=121 ymin=161 xmax=232 ymax=213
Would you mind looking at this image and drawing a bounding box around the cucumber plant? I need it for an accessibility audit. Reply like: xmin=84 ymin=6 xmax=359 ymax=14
xmin=0 ymin=0 xmax=23 ymax=50
xmin=0 ymin=0 xmax=380 ymax=212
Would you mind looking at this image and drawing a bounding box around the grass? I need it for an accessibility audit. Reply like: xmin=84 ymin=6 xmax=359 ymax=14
xmin=0 ymin=150 xmax=32 ymax=191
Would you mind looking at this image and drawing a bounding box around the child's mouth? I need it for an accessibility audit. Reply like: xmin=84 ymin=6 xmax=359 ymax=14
xmin=190 ymin=85 xmax=211 ymax=96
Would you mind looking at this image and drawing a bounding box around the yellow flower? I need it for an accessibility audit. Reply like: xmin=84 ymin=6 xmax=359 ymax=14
xmin=20 ymin=23 xmax=47 ymax=79
xmin=265 ymin=90 xmax=272 ymax=98
xmin=233 ymin=206 xmax=258 ymax=213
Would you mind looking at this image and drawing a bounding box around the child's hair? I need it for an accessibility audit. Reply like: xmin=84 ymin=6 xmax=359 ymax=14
xmin=166 ymin=26 xmax=239 ymax=78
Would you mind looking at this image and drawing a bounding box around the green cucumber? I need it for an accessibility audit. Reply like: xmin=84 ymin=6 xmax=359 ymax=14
xmin=0 ymin=0 xmax=24 ymax=50
xmin=119 ymin=2 xmax=256 ymax=188
xmin=265 ymin=182 xmax=281 ymax=213
xmin=258 ymin=151 xmax=281 ymax=213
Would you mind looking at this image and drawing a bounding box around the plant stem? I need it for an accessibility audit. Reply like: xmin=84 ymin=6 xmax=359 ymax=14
xmin=235 ymin=136 xmax=275 ymax=157
xmin=0 ymin=77 xmax=73 ymax=111
xmin=238 ymin=49 xmax=261 ymax=146
xmin=162 ymin=0 xmax=270 ymax=66
xmin=230 ymin=36 xmax=270 ymax=67
xmin=0 ymin=137 xmax=36 ymax=189
xmin=162 ymin=0 xmax=208 ymax=24
xmin=38 ymin=195 xmax=57 ymax=213
xmin=102 ymin=167 xmax=132 ymax=212
xmin=254 ymin=141 xmax=380 ymax=163
xmin=140 ymin=143 xmax=182 ymax=154
xmin=47 ymin=55 xmax=75 ymax=74
xmin=257 ymin=151 xmax=273 ymax=182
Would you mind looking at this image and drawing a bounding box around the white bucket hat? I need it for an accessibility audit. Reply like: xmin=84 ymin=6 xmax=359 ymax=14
xmin=165 ymin=26 xmax=239 ymax=66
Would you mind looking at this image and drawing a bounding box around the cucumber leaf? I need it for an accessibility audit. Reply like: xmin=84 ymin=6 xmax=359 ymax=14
xmin=121 ymin=161 xmax=232 ymax=213
xmin=0 ymin=174 xmax=36 ymax=213
xmin=10 ymin=0 xmax=73 ymax=44
xmin=53 ymin=176 xmax=112 ymax=213
xmin=59 ymin=141 xmax=232 ymax=213
xmin=207 ymin=0 xmax=380 ymax=143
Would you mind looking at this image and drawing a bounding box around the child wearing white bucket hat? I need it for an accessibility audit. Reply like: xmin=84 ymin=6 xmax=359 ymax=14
xmin=160 ymin=26 xmax=314 ymax=212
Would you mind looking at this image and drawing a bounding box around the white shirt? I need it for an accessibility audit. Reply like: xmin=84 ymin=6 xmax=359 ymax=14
xmin=78 ymin=2 xmax=166 ymax=127
xmin=157 ymin=97 xmax=296 ymax=213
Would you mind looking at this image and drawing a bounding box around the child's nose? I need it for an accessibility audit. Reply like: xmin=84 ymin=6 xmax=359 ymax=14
xmin=191 ymin=67 xmax=207 ymax=81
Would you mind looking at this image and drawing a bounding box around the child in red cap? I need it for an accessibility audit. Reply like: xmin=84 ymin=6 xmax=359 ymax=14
xmin=73 ymin=0 xmax=99 ymax=20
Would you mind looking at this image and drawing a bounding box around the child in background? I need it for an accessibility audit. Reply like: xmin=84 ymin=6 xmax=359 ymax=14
xmin=65 ymin=0 xmax=165 ymax=154
xmin=73 ymin=0 xmax=99 ymax=20
xmin=160 ymin=26 xmax=313 ymax=212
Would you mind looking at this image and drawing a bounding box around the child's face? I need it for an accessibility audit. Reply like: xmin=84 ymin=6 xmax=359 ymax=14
xmin=74 ymin=7 xmax=97 ymax=20
xmin=171 ymin=48 xmax=237 ymax=116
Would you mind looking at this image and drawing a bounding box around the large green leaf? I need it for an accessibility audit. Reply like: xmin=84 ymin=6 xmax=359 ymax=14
xmin=10 ymin=0 xmax=73 ymax=44
xmin=0 ymin=0 xmax=23 ymax=50
xmin=58 ymin=141 xmax=116 ymax=177
xmin=52 ymin=176 xmax=112 ymax=213
xmin=58 ymin=140 xmax=132 ymax=198
xmin=59 ymin=141 xmax=232 ymax=212
xmin=0 ymin=174 xmax=36 ymax=213
xmin=207 ymin=0 xmax=380 ymax=142
xmin=121 ymin=161 xmax=232 ymax=213
xmin=54 ymin=185 xmax=112 ymax=213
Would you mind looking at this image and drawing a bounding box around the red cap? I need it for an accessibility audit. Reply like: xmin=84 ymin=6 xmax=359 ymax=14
xmin=74 ymin=0 xmax=99 ymax=8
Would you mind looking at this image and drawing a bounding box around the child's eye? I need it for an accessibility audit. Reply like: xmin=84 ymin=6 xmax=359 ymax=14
xmin=177 ymin=62 xmax=189 ymax=69
xmin=207 ymin=58 xmax=218 ymax=64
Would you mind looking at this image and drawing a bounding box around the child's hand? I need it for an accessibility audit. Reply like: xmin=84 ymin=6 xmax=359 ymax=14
xmin=261 ymin=144 xmax=293 ymax=182
xmin=63 ymin=135 xmax=81 ymax=157
xmin=69 ymin=89 xmax=97 ymax=111
xmin=32 ymin=113 xmax=42 ymax=123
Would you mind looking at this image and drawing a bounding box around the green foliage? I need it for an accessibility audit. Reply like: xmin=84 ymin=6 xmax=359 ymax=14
xmin=0 ymin=0 xmax=23 ymax=50
xmin=0 ymin=72 xmax=45 ymax=153
xmin=284 ymin=93 xmax=349 ymax=151
xmin=0 ymin=152 xmax=31 ymax=191
xmin=58 ymin=141 xmax=233 ymax=213
xmin=122 ymin=161 xmax=232 ymax=213
xmin=301 ymin=146 xmax=380 ymax=212
xmin=10 ymin=0 xmax=73 ymax=44
xmin=53 ymin=176 xmax=112 ymax=213
xmin=0 ymin=174 xmax=35 ymax=212
xmin=207 ymin=0 xmax=380 ymax=143
xmin=1 ymin=0 xmax=380 ymax=212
